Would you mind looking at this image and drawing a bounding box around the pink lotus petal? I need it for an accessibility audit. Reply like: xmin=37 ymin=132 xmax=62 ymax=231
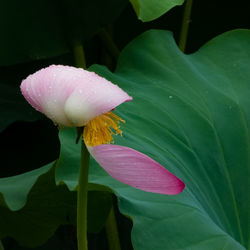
xmin=21 ymin=65 xmax=132 ymax=126
xmin=88 ymin=144 xmax=185 ymax=195
xmin=64 ymin=70 xmax=132 ymax=126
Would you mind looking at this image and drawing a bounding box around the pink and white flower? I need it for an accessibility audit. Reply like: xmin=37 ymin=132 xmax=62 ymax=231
xmin=21 ymin=65 xmax=185 ymax=195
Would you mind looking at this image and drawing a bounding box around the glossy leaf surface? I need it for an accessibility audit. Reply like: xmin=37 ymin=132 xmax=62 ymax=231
xmin=89 ymin=29 xmax=250 ymax=249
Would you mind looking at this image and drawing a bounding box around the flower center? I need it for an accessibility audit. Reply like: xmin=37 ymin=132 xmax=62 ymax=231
xmin=83 ymin=112 xmax=125 ymax=147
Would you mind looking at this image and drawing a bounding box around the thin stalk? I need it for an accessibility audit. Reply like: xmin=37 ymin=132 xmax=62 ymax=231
xmin=105 ymin=205 xmax=121 ymax=250
xmin=72 ymin=39 xmax=87 ymax=69
xmin=179 ymin=0 xmax=193 ymax=52
xmin=77 ymin=140 xmax=90 ymax=250
xmin=0 ymin=241 xmax=4 ymax=250
xmin=72 ymin=40 xmax=89 ymax=250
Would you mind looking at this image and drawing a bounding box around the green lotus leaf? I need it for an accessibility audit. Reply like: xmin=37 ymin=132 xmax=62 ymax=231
xmin=130 ymin=0 xmax=184 ymax=22
xmin=55 ymin=29 xmax=250 ymax=249
xmin=88 ymin=29 xmax=249 ymax=249
xmin=0 ymin=165 xmax=76 ymax=247
xmin=0 ymin=83 xmax=41 ymax=132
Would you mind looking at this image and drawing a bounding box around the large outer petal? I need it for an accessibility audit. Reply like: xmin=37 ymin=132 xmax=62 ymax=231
xmin=64 ymin=70 xmax=132 ymax=126
xmin=88 ymin=144 xmax=185 ymax=195
xmin=21 ymin=65 xmax=132 ymax=126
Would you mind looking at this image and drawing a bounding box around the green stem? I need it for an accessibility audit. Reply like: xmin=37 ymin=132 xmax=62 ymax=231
xmin=0 ymin=240 xmax=4 ymax=250
xmin=98 ymin=29 xmax=120 ymax=62
xmin=72 ymin=39 xmax=89 ymax=250
xmin=72 ymin=40 xmax=87 ymax=69
xmin=77 ymin=140 xmax=90 ymax=250
xmin=179 ymin=0 xmax=193 ymax=52
xmin=105 ymin=205 xmax=121 ymax=250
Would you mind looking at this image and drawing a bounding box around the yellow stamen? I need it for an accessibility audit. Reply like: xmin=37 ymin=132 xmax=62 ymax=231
xmin=83 ymin=111 xmax=125 ymax=147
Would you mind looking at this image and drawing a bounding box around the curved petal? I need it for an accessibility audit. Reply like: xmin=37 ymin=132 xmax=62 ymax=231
xmin=64 ymin=71 xmax=132 ymax=126
xmin=21 ymin=65 xmax=132 ymax=126
xmin=21 ymin=65 xmax=82 ymax=126
xmin=88 ymin=144 xmax=185 ymax=195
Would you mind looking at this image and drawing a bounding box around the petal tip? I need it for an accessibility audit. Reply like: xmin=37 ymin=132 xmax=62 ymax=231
xmin=126 ymin=96 xmax=133 ymax=102
xmin=165 ymin=180 xmax=185 ymax=195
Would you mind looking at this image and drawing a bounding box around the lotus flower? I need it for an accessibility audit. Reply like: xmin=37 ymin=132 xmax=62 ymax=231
xmin=21 ymin=65 xmax=185 ymax=195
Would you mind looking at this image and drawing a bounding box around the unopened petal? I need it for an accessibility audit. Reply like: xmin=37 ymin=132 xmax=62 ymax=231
xmin=20 ymin=65 xmax=82 ymax=126
xmin=64 ymin=71 xmax=132 ymax=126
xmin=21 ymin=65 xmax=132 ymax=127
xmin=88 ymin=144 xmax=185 ymax=195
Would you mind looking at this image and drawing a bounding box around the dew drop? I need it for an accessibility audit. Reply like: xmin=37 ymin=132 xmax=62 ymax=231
xmin=169 ymin=95 xmax=173 ymax=99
